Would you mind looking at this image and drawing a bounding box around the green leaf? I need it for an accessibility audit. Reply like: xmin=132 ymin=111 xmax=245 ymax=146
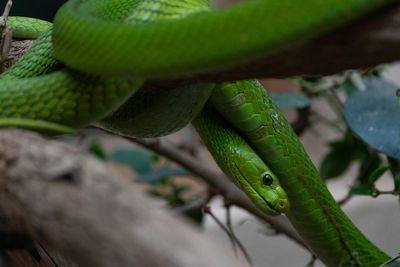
xmin=320 ymin=130 xmax=366 ymax=180
xmin=343 ymin=80 xmax=357 ymax=95
xmin=173 ymin=185 xmax=190 ymax=197
xmin=357 ymin=149 xmax=381 ymax=184
xmin=367 ymin=166 xmax=389 ymax=185
xmin=182 ymin=205 xmax=204 ymax=225
xmin=88 ymin=141 xmax=107 ymax=161
xmin=349 ymin=184 xmax=374 ymax=196
xmin=344 ymin=77 xmax=400 ymax=160
xmin=269 ymin=92 xmax=311 ymax=110
xmin=109 ymin=148 xmax=154 ymax=174
xmin=320 ymin=149 xmax=353 ymax=179
xmin=394 ymin=174 xmax=400 ymax=192
xmin=348 ymin=72 xmax=366 ymax=91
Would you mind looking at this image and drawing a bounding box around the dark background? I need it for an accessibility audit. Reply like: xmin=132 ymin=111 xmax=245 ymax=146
xmin=3 ymin=0 xmax=67 ymax=21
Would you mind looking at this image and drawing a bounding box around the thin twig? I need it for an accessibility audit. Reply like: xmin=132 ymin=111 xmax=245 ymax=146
xmin=310 ymin=111 xmax=345 ymax=133
xmin=37 ymin=242 xmax=58 ymax=267
xmin=1 ymin=0 xmax=12 ymax=21
xmin=0 ymin=0 xmax=13 ymax=72
xmin=124 ymin=135 xmax=308 ymax=250
xmin=224 ymin=201 xmax=238 ymax=255
xmin=324 ymin=89 xmax=344 ymax=117
xmin=337 ymin=194 xmax=353 ymax=206
xmin=291 ymin=107 xmax=311 ymax=136
xmin=203 ymin=205 xmax=253 ymax=267
xmin=378 ymin=253 xmax=400 ymax=267
xmin=0 ymin=129 xmax=247 ymax=267
xmin=305 ymin=255 xmax=318 ymax=267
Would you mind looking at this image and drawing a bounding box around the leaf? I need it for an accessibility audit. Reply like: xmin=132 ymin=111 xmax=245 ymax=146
xmin=88 ymin=141 xmax=107 ymax=161
xmin=348 ymin=72 xmax=367 ymax=91
xmin=109 ymin=148 xmax=154 ymax=174
xmin=136 ymin=168 xmax=192 ymax=183
xmin=385 ymin=261 xmax=400 ymax=267
xmin=320 ymin=149 xmax=353 ymax=179
xmin=367 ymin=166 xmax=389 ymax=185
xmin=343 ymin=80 xmax=357 ymax=95
xmin=320 ymin=130 xmax=365 ymax=180
xmin=173 ymin=185 xmax=190 ymax=197
xmin=269 ymin=92 xmax=311 ymax=110
xmin=182 ymin=206 xmax=204 ymax=225
xmin=357 ymin=149 xmax=381 ymax=184
xmin=394 ymin=174 xmax=400 ymax=192
xmin=344 ymin=77 xmax=400 ymax=159
xmin=349 ymin=184 xmax=374 ymax=196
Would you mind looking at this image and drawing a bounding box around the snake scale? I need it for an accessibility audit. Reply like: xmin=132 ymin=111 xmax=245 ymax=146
xmin=1 ymin=0 xmax=396 ymax=266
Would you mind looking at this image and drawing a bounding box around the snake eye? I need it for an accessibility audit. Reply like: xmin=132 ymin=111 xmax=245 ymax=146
xmin=262 ymin=174 xmax=273 ymax=186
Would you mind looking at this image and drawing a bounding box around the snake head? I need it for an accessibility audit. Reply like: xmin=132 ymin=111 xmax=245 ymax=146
xmin=232 ymin=151 xmax=289 ymax=216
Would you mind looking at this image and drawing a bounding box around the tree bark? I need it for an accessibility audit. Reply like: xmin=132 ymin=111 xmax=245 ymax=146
xmin=0 ymin=130 xmax=247 ymax=267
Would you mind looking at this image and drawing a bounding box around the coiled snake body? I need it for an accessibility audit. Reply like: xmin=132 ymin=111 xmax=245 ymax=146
xmin=2 ymin=0 xmax=394 ymax=265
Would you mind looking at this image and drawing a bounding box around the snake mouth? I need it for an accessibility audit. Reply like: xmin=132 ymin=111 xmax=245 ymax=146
xmin=233 ymin=162 xmax=279 ymax=215
xmin=256 ymin=191 xmax=279 ymax=213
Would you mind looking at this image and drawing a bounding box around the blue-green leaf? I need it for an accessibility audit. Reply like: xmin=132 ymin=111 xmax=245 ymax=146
xmin=385 ymin=261 xmax=400 ymax=267
xmin=109 ymin=148 xmax=154 ymax=174
xmin=394 ymin=174 xmax=400 ymax=192
xmin=136 ymin=168 xmax=192 ymax=183
xmin=344 ymin=77 xmax=400 ymax=160
xmin=269 ymin=92 xmax=311 ymax=110
xmin=343 ymin=80 xmax=357 ymax=95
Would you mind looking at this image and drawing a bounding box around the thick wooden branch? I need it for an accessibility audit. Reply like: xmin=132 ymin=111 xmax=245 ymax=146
xmin=128 ymin=136 xmax=306 ymax=249
xmin=154 ymin=3 xmax=400 ymax=83
xmin=3 ymin=39 xmax=33 ymax=69
xmin=0 ymin=130 xmax=247 ymax=267
xmin=6 ymin=4 xmax=400 ymax=84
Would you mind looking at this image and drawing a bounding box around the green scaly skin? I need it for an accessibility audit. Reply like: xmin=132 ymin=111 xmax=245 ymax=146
xmin=211 ymin=80 xmax=390 ymax=266
xmin=94 ymin=0 xmax=290 ymax=211
xmin=1 ymin=0 xmax=395 ymax=265
xmin=52 ymin=0 xmax=392 ymax=78
xmin=193 ymin=105 xmax=289 ymax=215
xmin=1 ymin=21 xmax=143 ymax=133
xmin=6 ymin=17 xmax=52 ymax=40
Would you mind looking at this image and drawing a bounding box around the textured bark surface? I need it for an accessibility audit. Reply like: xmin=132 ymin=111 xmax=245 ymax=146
xmin=150 ymin=3 xmax=400 ymax=84
xmin=6 ymin=4 xmax=400 ymax=85
xmin=0 ymin=130 xmax=246 ymax=267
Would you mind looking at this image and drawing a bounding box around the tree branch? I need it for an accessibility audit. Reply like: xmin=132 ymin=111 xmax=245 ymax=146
xmin=127 ymin=136 xmax=307 ymax=250
xmin=6 ymin=3 xmax=400 ymax=84
xmin=166 ymin=2 xmax=400 ymax=83
xmin=0 ymin=129 xmax=247 ymax=267
xmin=3 ymin=39 xmax=33 ymax=69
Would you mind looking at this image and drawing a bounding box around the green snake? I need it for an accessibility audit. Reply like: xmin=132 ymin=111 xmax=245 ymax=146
xmin=1 ymin=0 xmax=395 ymax=265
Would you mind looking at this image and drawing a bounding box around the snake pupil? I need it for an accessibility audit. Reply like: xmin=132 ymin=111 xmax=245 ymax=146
xmin=262 ymin=174 xmax=273 ymax=186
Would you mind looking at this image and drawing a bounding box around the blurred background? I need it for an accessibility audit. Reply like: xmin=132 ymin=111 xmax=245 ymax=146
xmin=4 ymin=0 xmax=400 ymax=266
